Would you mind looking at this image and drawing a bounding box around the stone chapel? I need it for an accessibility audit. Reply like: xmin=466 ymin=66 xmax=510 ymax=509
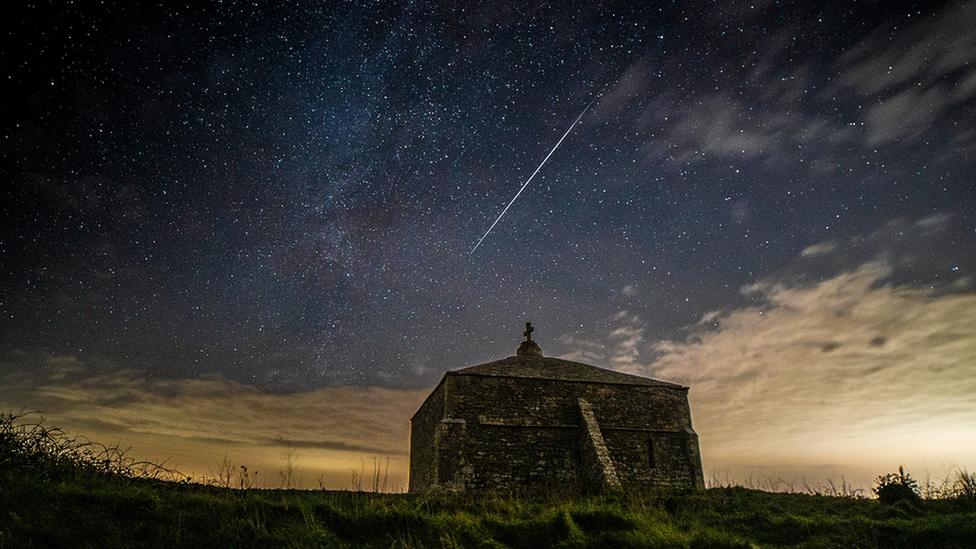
xmin=408 ymin=323 xmax=705 ymax=494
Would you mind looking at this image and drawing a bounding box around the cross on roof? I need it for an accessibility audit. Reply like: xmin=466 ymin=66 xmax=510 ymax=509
xmin=516 ymin=321 xmax=542 ymax=357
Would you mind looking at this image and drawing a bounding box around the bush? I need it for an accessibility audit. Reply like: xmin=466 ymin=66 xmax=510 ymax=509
xmin=0 ymin=410 xmax=174 ymax=482
xmin=951 ymin=470 xmax=976 ymax=502
xmin=874 ymin=466 xmax=920 ymax=505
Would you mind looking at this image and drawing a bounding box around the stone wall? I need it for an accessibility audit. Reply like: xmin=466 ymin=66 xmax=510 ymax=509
xmin=444 ymin=373 xmax=692 ymax=430
xmin=407 ymin=378 xmax=445 ymax=493
xmin=409 ymin=369 xmax=704 ymax=494
xmin=435 ymin=421 xmax=579 ymax=492
xmin=601 ymin=428 xmax=704 ymax=490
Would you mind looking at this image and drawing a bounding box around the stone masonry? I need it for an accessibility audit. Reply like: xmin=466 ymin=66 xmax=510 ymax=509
xmin=409 ymin=323 xmax=705 ymax=494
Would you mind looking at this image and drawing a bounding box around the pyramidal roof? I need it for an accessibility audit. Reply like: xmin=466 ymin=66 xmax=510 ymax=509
xmin=450 ymin=354 xmax=684 ymax=388
xmin=446 ymin=323 xmax=685 ymax=389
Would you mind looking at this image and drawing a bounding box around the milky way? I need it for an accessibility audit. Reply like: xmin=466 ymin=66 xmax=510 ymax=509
xmin=3 ymin=0 xmax=974 ymax=394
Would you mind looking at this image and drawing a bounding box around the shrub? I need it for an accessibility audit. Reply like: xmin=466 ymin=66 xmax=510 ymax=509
xmin=874 ymin=466 xmax=920 ymax=505
xmin=0 ymin=410 xmax=176 ymax=482
xmin=951 ymin=470 xmax=976 ymax=501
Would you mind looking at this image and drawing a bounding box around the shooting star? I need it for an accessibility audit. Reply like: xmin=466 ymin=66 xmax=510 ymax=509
xmin=469 ymin=97 xmax=596 ymax=254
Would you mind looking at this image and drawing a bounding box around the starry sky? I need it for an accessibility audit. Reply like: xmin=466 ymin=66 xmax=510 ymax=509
xmin=2 ymin=0 xmax=975 ymax=490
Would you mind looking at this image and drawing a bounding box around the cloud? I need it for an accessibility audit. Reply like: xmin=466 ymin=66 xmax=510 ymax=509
xmin=556 ymin=311 xmax=648 ymax=367
xmin=800 ymin=241 xmax=839 ymax=258
xmin=0 ymin=361 xmax=429 ymax=490
xmin=609 ymin=324 xmax=645 ymax=367
xmin=837 ymin=2 xmax=976 ymax=97
xmin=582 ymin=215 xmax=976 ymax=486
xmin=630 ymin=89 xmax=792 ymax=166
xmin=604 ymin=23 xmax=822 ymax=168
xmin=640 ymin=261 xmax=976 ymax=482
xmin=605 ymin=1 xmax=976 ymax=171
xmin=836 ymin=1 xmax=976 ymax=147
xmin=760 ymin=215 xmax=974 ymax=295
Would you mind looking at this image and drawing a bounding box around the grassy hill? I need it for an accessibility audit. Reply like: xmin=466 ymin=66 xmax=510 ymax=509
xmin=3 ymin=412 xmax=975 ymax=548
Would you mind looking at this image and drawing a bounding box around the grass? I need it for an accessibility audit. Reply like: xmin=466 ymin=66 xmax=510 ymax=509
xmin=2 ymin=411 xmax=975 ymax=548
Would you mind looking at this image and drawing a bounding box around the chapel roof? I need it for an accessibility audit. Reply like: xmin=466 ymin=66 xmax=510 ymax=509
xmin=444 ymin=322 xmax=685 ymax=389
xmin=450 ymin=354 xmax=685 ymax=389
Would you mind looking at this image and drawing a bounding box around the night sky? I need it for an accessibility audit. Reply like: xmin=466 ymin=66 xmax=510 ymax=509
xmin=2 ymin=1 xmax=975 ymax=489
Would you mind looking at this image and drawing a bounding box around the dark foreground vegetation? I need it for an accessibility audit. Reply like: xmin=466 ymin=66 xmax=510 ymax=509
xmin=3 ymin=412 xmax=975 ymax=549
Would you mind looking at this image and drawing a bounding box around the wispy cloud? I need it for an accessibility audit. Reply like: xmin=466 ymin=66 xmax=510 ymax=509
xmin=605 ymin=1 xmax=976 ymax=170
xmin=836 ymin=1 xmax=976 ymax=147
xmin=0 ymin=362 xmax=428 ymax=490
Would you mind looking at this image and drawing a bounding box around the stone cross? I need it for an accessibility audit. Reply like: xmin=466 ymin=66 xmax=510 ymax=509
xmin=523 ymin=322 xmax=534 ymax=342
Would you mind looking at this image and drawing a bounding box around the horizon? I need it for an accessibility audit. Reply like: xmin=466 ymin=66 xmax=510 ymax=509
xmin=4 ymin=261 xmax=974 ymax=492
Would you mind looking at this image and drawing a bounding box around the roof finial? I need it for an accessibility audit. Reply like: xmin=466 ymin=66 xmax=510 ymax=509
xmin=517 ymin=322 xmax=543 ymax=357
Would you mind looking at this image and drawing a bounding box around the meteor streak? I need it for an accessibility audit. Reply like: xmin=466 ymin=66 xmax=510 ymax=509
xmin=469 ymin=98 xmax=596 ymax=254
